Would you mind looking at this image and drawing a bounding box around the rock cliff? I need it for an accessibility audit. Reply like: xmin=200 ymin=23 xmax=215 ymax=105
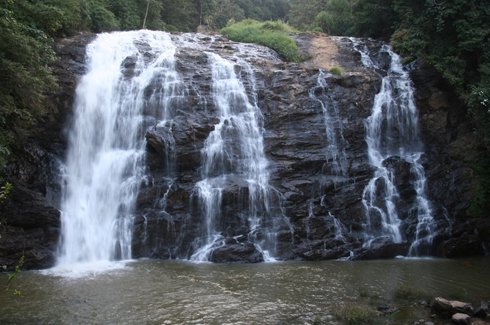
xmin=0 ymin=32 xmax=487 ymax=270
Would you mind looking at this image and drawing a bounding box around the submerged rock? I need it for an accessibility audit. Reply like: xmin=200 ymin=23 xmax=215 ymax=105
xmin=353 ymin=242 xmax=410 ymax=260
xmin=209 ymin=242 xmax=264 ymax=263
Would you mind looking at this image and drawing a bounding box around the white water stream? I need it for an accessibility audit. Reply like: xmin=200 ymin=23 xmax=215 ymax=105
xmin=191 ymin=52 xmax=280 ymax=261
xmin=56 ymin=31 xmax=179 ymax=273
xmin=358 ymin=43 xmax=435 ymax=254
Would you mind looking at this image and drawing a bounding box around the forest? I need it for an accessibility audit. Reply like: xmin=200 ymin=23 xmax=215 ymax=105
xmin=0 ymin=0 xmax=488 ymax=212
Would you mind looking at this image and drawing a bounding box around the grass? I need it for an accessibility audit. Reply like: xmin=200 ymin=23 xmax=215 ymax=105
xmin=329 ymin=65 xmax=344 ymax=76
xmin=221 ymin=19 xmax=303 ymax=62
xmin=335 ymin=304 xmax=378 ymax=325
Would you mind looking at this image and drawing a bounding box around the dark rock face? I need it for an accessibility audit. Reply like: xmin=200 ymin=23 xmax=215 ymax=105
xmin=0 ymin=186 xmax=60 ymax=269
xmin=0 ymin=32 xmax=486 ymax=269
xmin=209 ymin=241 xmax=264 ymax=263
xmin=410 ymin=59 xmax=488 ymax=257
xmin=0 ymin=33 xmax=94 ymax=271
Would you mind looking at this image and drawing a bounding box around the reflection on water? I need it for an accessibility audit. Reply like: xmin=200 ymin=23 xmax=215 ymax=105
xmin=1 ymin=258 xmax=489 ymax=324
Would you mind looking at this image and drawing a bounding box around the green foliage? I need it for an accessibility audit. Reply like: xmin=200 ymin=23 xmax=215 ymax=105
xmin=87 ymin=0 xmax=119 ymax=32
xmin=329 ymin=65 xmax=344 ymax=76
xmin=0 ymin=3 xmax=58 ymax=172
xmin=235 ymin=0 xmax=290 ymax=22
xmin=314 ymin=0 xmax=354 ymax=36
xmin=0 ymin=182 xmax=12 ymax=236
xmin=0 ymin=182 xmax=12 ymax=203
xmin=468 ymin=86 xmax=490 ymax=216
xmin=288 ymin=0 xmax=355 ymax=35
xmin=221 ymin=19 xmax=302 ymax=62
xmin=288 ymin=0 xmax=329 ymax=31
xmin=6 ymin=255 xmax=24 ymax=296
xmin=352 ymin=0 xmax=396 ymax=38
xmin=389 ymin=0 xmax=490 ymax=213
xmin=108 ymin=0 xmax=141 ymax=30
xmin=11 ymin=0 xmax=90 ymax=36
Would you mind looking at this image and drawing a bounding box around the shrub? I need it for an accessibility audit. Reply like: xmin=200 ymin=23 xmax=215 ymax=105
xmin=221 ymin=19 xmax=303 ymax=62
xmin=329 ymin=65 xmax=344 ymax=76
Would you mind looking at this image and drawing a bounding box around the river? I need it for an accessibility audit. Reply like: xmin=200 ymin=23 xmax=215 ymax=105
xmin=1 ymin=258 xmax=489 ymax=324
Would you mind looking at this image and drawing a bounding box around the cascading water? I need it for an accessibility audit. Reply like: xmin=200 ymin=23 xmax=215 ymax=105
xmin=350 ymin=37 xmax=375 ymax=69
xmin=407 ymin=154 xmax=436 ymax=256
xmin=190 ymin=52 xmax=284 ymax=262
xmin=304 ymin=70 xmax=350 ymax=252
xmin=57 ymin=30 xmax=180 ymax=270
xmin=310 ymin=70 xmax=348 ymax=176
xmin=359 ymin=43 xmax=436 ymax=255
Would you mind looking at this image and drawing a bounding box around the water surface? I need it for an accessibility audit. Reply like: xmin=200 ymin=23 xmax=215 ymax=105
xmin=1 ymin=258 xmax=489 ymax=324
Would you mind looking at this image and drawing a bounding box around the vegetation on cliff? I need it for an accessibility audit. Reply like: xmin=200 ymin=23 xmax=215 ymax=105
xmin=221 ymin=19 xmax=302 ymax=62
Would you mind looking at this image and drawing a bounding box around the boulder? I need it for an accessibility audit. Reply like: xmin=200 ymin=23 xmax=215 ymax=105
xmin=433 ymin=297 xmax=474 ymax=317
xmin=377 ymin=304 xmax=398 ymax=315
xmin=0 ymin=186 xmax=60 ymax=270
xmin=353 ymin=241 xmax=410 ymax=260
xmin=451 ymin=313 xmax=471 ymax=325
xmin=441 ymin=234 xmax=485 ymax=258
xmin=474 ymin=301 xmax=488 ymax=319
xmin=209 ymin=242 xmax=264 ymax=263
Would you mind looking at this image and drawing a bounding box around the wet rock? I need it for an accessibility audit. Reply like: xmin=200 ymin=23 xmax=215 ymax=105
xmin=441 ymin=233 xmax=485 ymax=258
xmin=353 ymin=241 xmax=410 ymax=260
xmin=301 ymin=246 xmax=351 ymax=260
xmin=433 ymin=297 xmax=474 ymax=317
xmin=452 ymin=313 xmax=471 ymax=325
xmin=470 ymin=318 xmax=490 ymax=325
xmin=474 ymin=301 xmax=488 ymax=319
xmin=209 ymin=242 xmax=264 ymax=263
xmin=377 ymin=304 xmax=398 ymax=314
xmin=146 ymin=126 xmax=176 ymax=157
xmin=0 ymin=186 xmax=60 ymax=270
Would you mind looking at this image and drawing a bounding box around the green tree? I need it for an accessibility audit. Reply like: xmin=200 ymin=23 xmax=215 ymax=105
xmin=87 ymin=0 xmax=119 ymax=32
xmin=288 ymin=0 xmax=328 ymax=30
xmin=108 ymin=0 xmax=141 ymax=30
xmin=314 ymin=0 xmax=354 ymax=35
xmin=11 ymin=0 xmax=90 ymax=36
xmin=0 ymin=2 xmax=57 ymax=172
xmin=388 ymin=0 xmax=490 ymax=215
xmin=352 ymin=0 xmax=397 ymax=38
xmin=161 ymin=0 xmax=198 ymax=31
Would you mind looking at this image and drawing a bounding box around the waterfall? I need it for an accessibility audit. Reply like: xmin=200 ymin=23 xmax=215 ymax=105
xmin=358 ymin=43 xmax=436 ymax=255
xmin=304 ymin=70 xmax=350 ymax=252
xmin=350 ymin=37 xmax=374 ymax=69
xmin=310 ymin=70 xmax=348 ymax=176
xmin=53 ymin=29 xmax=441 ymax=268
xmin=57 ymin=31 xmax=179 ymax=269
xmin=190 ymin=52 xmax=283 ymax=262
